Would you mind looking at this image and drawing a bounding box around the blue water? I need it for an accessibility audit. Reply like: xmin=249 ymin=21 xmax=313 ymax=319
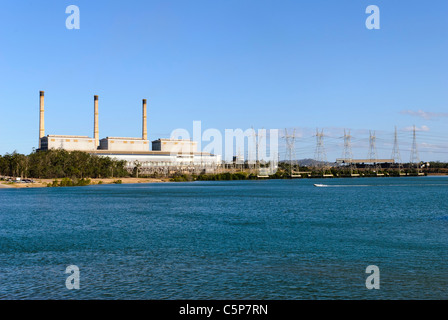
xmin=0 ymin=177 xmax=447 ymax=299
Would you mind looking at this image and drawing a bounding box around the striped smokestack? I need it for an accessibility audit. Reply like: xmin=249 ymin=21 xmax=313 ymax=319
xmin=94 ymin=95 xmax=99 ymax=148
xmin=142 ymin=99 xmax=147 ymax=140
xmin=39 ymin=91 xmax=45 ymax=149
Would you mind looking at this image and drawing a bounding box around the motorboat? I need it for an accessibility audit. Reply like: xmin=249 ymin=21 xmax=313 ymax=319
xmin=313 ymin=184 xmax=328 ymax=187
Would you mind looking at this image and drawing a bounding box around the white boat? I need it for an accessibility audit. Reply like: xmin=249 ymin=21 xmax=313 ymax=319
xmin=314 ymin=184 xmax=328 ymax=187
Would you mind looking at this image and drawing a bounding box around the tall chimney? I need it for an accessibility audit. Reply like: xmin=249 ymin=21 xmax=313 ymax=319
xmin=94 ymin=95 xmax=99 ymax=148
xmin=142 ymin=99 xmax=147 ymax=140
xmin=39 ymin=91 xmax=45 ymax=149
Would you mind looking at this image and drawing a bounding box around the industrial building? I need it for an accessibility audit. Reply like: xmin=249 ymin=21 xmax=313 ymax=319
xmin=37 ymin=91 xmax=221 ymax=173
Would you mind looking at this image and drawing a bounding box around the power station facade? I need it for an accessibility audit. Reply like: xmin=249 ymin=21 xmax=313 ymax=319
xmin=37 ymin=91 xmax=221 ymax=173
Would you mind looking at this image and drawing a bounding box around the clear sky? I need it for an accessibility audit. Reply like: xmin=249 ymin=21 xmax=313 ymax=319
xmin=0 ymin=0 xmax=447 ymax=161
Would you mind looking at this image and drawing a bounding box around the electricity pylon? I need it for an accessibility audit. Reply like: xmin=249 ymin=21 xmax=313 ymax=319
xmin=314 ymin=128 xmax=329 ymax=175
xmin=410 ymin=125 xmax=420 ymax=173
xmin=342 ymin=129 xmax=355 ymax=175
xmin=391 ymin=126 xmax=403 ymax=174
xmin=368 ymin=130 xmax=380 ymax=174
xmin=253 ymin=128 xmax=267 ymax=177
xmin=284 ymin=129 xmax=297 ymax=177
xmin=247 ymin=127 xmax=258 ymax=174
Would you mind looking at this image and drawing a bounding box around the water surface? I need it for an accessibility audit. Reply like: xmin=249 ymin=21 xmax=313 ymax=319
xmin=0 ymin=177 xmax=447 ymax=299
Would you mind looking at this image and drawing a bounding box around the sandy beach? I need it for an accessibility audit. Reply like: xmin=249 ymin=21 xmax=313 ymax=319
xmin=0 ymin=177 xmax=169 ymax=189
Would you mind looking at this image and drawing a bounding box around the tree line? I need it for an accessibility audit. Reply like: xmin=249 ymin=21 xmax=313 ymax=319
xmin=0 ymin=150 xmax=129 ymax=179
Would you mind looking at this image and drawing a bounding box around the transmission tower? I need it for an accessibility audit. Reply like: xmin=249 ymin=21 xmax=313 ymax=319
xmin=246 ymin=127 xmax=257 ymax=173
xmin=410 ymin=125 xmax=420 ymax=171
xmin=314 ymin=128 xmax=329 ymax=175
xmin=236 ymin=147 xmax=243 ymax=172
xmin=368 ymin=130 xmax=380 ymax=173
xmin=284 ymin=129 xmax=297 ymax=177
xmin=240 ymin=147 xmax=245 ymax=171
xmin=342 ymin=129 xmax=355 ymax=174
xmin=253 ymin=127 xmax=259 ymax=174
xmin=391 ymin=126 xmax=403 ymax=174
xmin=253 ymin=128 xmax=265 ymax=176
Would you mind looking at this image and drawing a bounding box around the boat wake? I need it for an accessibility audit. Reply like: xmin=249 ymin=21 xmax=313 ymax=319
xmin=314 ymin=184 xmax=369 ymax=187
xmin=314 ymin=183 xmax=448 ymax=188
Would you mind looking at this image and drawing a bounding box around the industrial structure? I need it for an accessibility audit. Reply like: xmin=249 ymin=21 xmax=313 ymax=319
xmin=35 ymin=90 xmax=426 ymax=178
xmin=37 ymin=91 xmax=221 ymax=174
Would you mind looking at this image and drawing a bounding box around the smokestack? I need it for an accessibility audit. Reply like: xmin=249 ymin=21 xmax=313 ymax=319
xmin=142 ymin=99 xmax=147 ymax=140
xmin=39 ymin=91 xmax=45 ymax=149
xmin=94 ymin=95 xmax=99 ymax=148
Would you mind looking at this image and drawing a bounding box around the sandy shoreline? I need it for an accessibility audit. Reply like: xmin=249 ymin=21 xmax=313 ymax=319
xmin=0 ymin=177 xmax=169 ymax=189
xmin=1 ymin=173 xmax=446 ymax=189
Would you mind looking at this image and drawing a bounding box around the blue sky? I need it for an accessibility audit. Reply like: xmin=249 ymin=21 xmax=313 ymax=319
xmin=0 ymin=0 xmax=447 ymax=161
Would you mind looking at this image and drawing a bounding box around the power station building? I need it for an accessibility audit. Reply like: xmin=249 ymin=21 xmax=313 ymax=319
xmin=37 ymin=91 xmax=221 ymax=173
